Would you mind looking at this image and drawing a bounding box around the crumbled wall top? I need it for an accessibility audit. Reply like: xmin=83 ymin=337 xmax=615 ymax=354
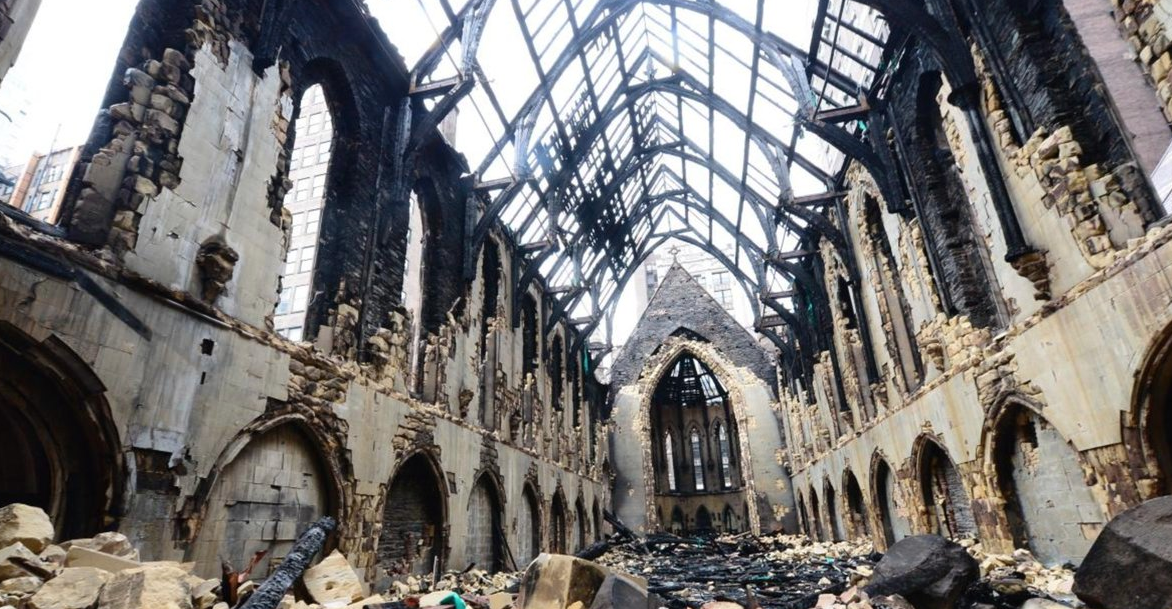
xmin=609 ymin=262 xmax=777 ymax=400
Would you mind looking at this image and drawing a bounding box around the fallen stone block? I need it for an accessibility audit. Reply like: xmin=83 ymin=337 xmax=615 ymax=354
xmin=29 ymin=567 xmax=110 ymax=609
xmin=1073 ymin=496 xmax=1172 ymax=609
xmin=0 ymin=504 xmax=55 ymax=553
xmin=0 ymin=542 xmax=46 ymax=580
xmin=588 ymin=571 xmax=657 ymax=609
xmin=65 ymin=547 xmax=140 ymax=573
xmin=302 ymin=550 xmax=364 ymax=605
xmin=0 ymin=575 xmax=43 ymax=596
xmin=862 ymin=535 xmax=978 ymax=609
xmin=516 ymin=554 xmax=609 ymax=609
xmin=98 ymin=564 xmax=192 ymax=609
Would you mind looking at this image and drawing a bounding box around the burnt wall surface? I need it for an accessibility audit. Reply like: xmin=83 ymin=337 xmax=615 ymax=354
xmin=888 ymin=51 xmax=1004 ymax=329
xmin=0 ymin=0 xmax=606 ymax=584
xmin=782 ymin=0 xmax=1172 ymax=567
xmin=609 ymin=263 xmax=777 ymax=398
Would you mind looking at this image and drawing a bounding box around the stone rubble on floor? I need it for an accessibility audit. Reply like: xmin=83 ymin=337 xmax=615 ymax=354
xmin=2 ymin=500 xmax=1167 ymax=609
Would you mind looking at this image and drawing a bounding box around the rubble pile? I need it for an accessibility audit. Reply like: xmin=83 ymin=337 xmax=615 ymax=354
xmin=592 ymin=532 xmax=878 ymax=608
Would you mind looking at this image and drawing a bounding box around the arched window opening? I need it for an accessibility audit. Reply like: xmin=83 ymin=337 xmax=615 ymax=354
xmin=863 ymin=194 xmax=922 ymax=388
xmin=690 ymin=428 xmax=705 ymax=491
xmin=550 ymin=335 xmax=564 ymax=412
xmin=521 ymin=294 xmax=539 ymax=382
xmin=663 ymin=431 xmax=677 ymax=491
xmin=717 ymin=423 xmax=732 ymax=489
xmin=992 ymin=406 xmax=1103 ymax=565
xmin=836 ymin=276 xmax=858 ymax=330
xmin=477 ymin=244 xmax=502 ymax=428
xmin=911 ymin=72 xmax=1003 ymax=330
xmin=378 ymin=454 xmax=446 ymax=576
xmin=478 ymin=244 xmax=501 ymax=362
xmin=466 ymin=476 xmax=503 ymax=572
xmin=593 ymin=499 xmax=603 ymax=542
xmin=275 ymin=84 xmax=334 ymax=342
xmin=515 ymin=485 xmax=541 ymax=566
xmin=918 ymin=440 xmax=976 ymax=539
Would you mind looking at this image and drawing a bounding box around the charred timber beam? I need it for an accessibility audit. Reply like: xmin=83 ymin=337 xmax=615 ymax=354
xmin=237 ymin=517 xmax=336 ymax=609
xmin=814 ymin=102 xmax=871 ymax=124
xmin=0 ymin=233 xmax=151 ymax=340
xmin=850 ymin=0 xmax=980 ymax=103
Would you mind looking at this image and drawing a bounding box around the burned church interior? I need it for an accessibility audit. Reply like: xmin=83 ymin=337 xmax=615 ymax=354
xmin=2 ymin=0 xmax=1172 ymax=608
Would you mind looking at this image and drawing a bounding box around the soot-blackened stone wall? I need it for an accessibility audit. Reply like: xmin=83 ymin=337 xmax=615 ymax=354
xmin=609 ymin=263 xmax=776 ymax=398
xmin=888 ymin=50 xmax=1003 ymax=329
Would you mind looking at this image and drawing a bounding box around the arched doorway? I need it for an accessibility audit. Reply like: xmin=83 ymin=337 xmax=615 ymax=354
xmin=797 ymin=493 xmax=810 ymax=537
xmin=991 ymin=404 xmax=1103 ymax=565
xmin=575 ymin=498 xmax=588 ymax=552
xmin=378 ymin=453 xmax=447 ymax=575
xmin=917 ymin=438 xmax=976 ymax=538
xmin=809 ymin=488 xmax=825 ymax=541
xmin=0 ymin=325 xmax=122 ymax=542
xmin=844 ymin=470 xmax=870 ymax=540
xmin=696 ymin=506 xmax=713 ymax=534
xmin=1132 ymin=325 xmax=1172 ymax=496
xmin=550 ymin=492 xmax=568 ymax=554
xmin=825 ymin=479 xmax=845 ymax=541
xmin=873 ymin=456 xmax=910 ymax=546
xmin=515 ymin=484 xmax=541 ymax=566
xmin=592 ymin=499 xmax=602 ymax=542
xmin=466 ymin=474 xmax=503 ymax=571
xmin=670 ymin=506 xmax=685 ymax=534
xmin=190 ymin=424 xmax=332 ymax=577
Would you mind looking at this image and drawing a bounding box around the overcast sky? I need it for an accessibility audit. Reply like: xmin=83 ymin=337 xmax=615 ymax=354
xmin=0 ymin=0 xmax=821 ymax=350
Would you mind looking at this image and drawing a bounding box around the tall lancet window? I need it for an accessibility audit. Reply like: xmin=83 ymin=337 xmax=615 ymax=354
xmin=717 ymin=423 xmax=732 ymax=488
xmin=691 ymin=429 xmax=705 ymax=491
xmin=664 ymin=431 xmax=677 ymax=491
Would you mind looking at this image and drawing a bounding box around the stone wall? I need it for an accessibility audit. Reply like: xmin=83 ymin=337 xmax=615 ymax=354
xmin=782 ymin=0 xmax=1172 ymax=564
xmin=0 ymin=0 xmax=606 ymax=584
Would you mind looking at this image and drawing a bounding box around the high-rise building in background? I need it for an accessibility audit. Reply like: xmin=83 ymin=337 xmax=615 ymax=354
xmin=633 ymin=241 xmax=757 ymax=332
xmin=0 ymin=144 xmax=80 ymax=224
xmin=273 ymin=84 xmax=333 ymax=341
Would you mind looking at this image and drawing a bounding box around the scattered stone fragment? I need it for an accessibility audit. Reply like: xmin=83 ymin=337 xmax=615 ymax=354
xmin=0 ymin=504 xmax=55 ymax=553
xmin=0 ymin=541 xmax=45 ymax=580
xmin=863 ymin=535 xmax=978 ymax=609
xmin=515 ymin=554 xmax=609 ymax=609
xmin=28 ymin=567 xmax=110 ymax=609
xmin=302 ymin=550 xmax=364 ymax=605
xmin=65 ymin=547 xmax=140 ymax=573
xmin=98 ymin=564 xmax=192 ymax=609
